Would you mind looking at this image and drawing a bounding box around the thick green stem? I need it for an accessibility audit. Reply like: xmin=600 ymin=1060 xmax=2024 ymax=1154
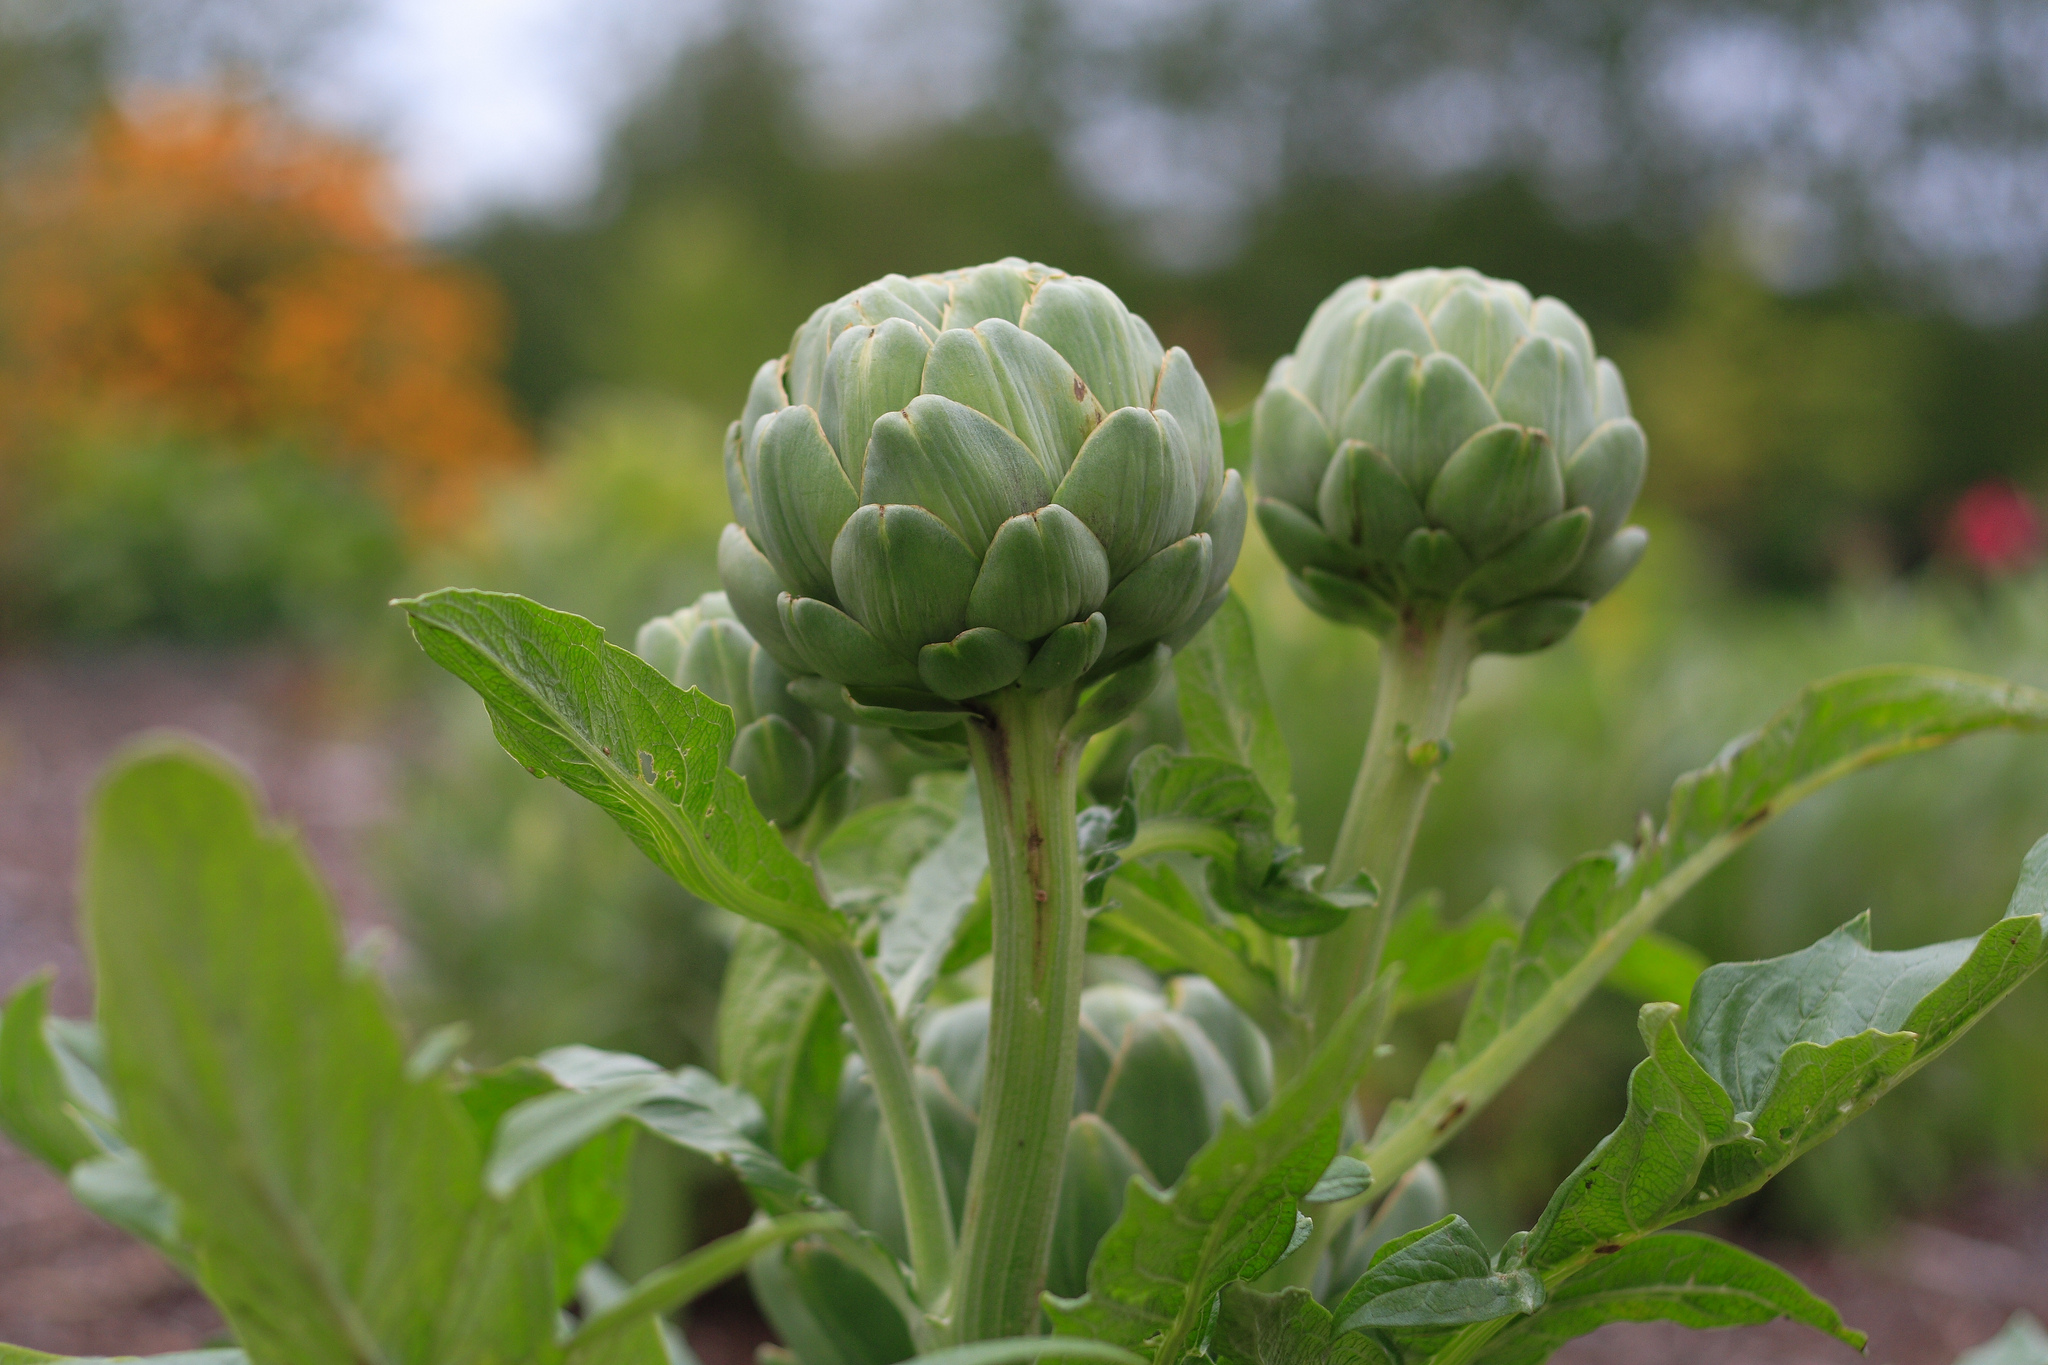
xmin=808 ymin=933 xmax=956 ymax=1309
xmin=1303 ymin=610 xmax=1477 ymax=1051
xmin=951 ymin=687 xmax=1087 ymax=1343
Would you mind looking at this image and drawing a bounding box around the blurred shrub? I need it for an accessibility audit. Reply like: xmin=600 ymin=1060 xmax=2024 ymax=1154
xmin=0 ymin=429 xmax=402 ymax=642
xmin=0 ymin=91 xmax=528 ymax=528
xmin=1234 ymin=519 xmax=2048 ymax=1240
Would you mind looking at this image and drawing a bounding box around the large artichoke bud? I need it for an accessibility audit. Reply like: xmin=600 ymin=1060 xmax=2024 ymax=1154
xmin=635 ymin=592 xmax=855 ymax=828
xmin=718 ymin=259 xmax=1245 ymax=722
xmin=752 ymin=976 xmax=1272 ymax=1365
xmin=1252 ymin=268 xmax=1648 ymax=654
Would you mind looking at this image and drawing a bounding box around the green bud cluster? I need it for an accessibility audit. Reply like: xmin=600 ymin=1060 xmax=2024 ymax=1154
xmin=718 ymin=259 xmax=1244 ymax=722
xmin=751 ymin=975 xmax=1272 ymax=1361
xmin=1252 ymin=268 xmax=1648 ymax=653
xmin=635 ymin=592 xmax=855 ymax=828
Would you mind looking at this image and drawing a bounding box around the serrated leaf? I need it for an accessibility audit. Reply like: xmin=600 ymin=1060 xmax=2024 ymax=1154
xmin=879 ymin=783 xmax=990 ymax=1013
xmin=1526 ymin=837 xmax=2048 ymax=1272
xmin=1368 ymin=667 xmax=2048 ymax=1189
xmin=1332 ymin=1216 xmax=1543 ymax=1332
xmin=1045 ymin=974 xmax=1396 ymax=1365
xmin=718 ymin=922 xmax=847 ymax=1169
xmin=84 ymin=741 xmax=558 ymax=1365
xmin=1470 ymin=1232 xmax=1863 ymax=1365
xmin=1174 ymin=591 xmax=1298 ymax=845
xmin=1210 ymin=1282 xmax=1394 ymax=1365
xmin=400 ymin=589 xmax=845 ymax=940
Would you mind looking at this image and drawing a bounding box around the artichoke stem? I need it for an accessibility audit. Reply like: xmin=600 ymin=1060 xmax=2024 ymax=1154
xmin=1304 ymin=607 xmax=1478 ymax=1055
xmin=807 ymin=932 xmax=958 ymax=1311
xmin=952 ymin=684 xmax=1087 ymax=1342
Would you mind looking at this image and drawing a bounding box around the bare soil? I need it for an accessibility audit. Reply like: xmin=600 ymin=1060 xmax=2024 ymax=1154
xmin=1 ymin=647 xmax=2044 ymax=1363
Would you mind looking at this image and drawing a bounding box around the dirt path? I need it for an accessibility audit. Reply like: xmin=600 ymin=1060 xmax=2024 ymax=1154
xmin=1 ymin=648 xmax=2045 ymax=1362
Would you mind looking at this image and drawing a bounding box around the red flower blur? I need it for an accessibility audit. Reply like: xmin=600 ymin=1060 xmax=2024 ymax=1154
xmin=1946 ymin=480 xmax=2043 ymax=573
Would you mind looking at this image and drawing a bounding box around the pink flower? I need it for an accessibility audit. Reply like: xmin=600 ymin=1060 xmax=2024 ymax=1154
xmin=1947 ymin=480 xmax=2042 ymax=573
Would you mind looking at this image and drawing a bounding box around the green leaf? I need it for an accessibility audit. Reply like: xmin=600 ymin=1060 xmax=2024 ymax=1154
xmin=0 ymin=972 xmax=102 ymax=1171
xmin=1526 ymin=836 xmax=2048 ymax=1272
xmin=1089 ymin=862 xmax=1288 ymax=1045
xmin=1601 ymin=932 xmax=1708 ymax=1006
xmin=83 ymin=740 xmax=559 ymax=1365
xmin=1128 ymin=749 xmax=1366 ymax=938
xmin=878 ymin=782 xmax=990 ymax=1013
xmin=1210 ymin=1282 xmax=1395 ymax=1365
xmin=570 ymin=1263 xmax=696 ymax=1365
xmin=814 ymin=772 xmax=965 ymax=913
xmin=400 ymin=589 xmax=847 ymax=940
xmin=1045 ymin=972 xmax=1397 ymax=1365
xmin=1383 ymin=893 xmax=1518 ymax=1014
xmin=505 ymin=1048 xmax=926 ymax=1340
xmin=1332 ymin=1216 xmax=1543 ymax=1332
xmin=460 ymin=1062 xmax=636 ymax=1303
xmin=1956 ymin=1313 xmax=2048 ymax=1365
xmin=1471 ymin=1233 xmax=1863 ymax=1365
xmin=569 ymin=1214 xmax=845 ymax=1357
xmin=69 ymin=1147 xmax=187 ymax=1270
xmin=1366 ymin=667 xmax=2048 ymax=1190
xmin=1173 ymin=591 xmax=1298 ymax=845
xmin=718 ymin=922 xmax=847 ymax=1169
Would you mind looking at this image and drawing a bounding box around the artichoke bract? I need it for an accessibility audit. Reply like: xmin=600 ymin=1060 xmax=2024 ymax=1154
xmin=1252 ymin=267 xmax=1648 ymax=654
xmin=718 ymin=259 xmax=1244 ymax=724
xmin=636 ymin=592 xmax=855 ymax=829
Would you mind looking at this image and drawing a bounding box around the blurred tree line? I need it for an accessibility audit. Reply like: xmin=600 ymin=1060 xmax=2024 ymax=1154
xmin=462 ymin=16 xmax=2048 ymax=591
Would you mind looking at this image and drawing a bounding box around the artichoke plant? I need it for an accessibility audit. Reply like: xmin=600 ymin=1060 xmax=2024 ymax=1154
xmin=636 ymin=592 xmax=856 ymax=835
xmin=720 ymin=259 xmax=1243 ymax=1340
xmin=717 ymin=257 xmax=1243 ymax=724
xmin=1252 ymin=267 xmax=1647 ymax=656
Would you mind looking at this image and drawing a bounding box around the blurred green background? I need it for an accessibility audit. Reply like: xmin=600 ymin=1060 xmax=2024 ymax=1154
xmin=3 ymin=0 xmax=2046 ymax=1262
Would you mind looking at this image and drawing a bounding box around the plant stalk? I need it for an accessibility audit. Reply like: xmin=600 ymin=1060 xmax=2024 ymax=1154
xmin=807 ymin=932 xmax=956 ymax=1308
xmin=951 ymin=686 xmax=1087 ymax=1342
xmin=1303 ymin=609 xmax=1477 ymax=1050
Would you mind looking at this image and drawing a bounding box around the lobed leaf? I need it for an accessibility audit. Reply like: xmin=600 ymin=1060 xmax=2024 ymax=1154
xmin=400 ymin=589 xmax=845 ymax=940
xmin=1367 ymin=667 xmax=2048 ymax=1189
xmin=1527 ymin=834 xmax=2048 ymax=1272
xmin=83 ymin=741 xmax=558 ymax=1365
xmin=0 ymin=974 xmax=103 ymax=1172
xmin=1470 ymin=1233 xmax=1863 ymax=1365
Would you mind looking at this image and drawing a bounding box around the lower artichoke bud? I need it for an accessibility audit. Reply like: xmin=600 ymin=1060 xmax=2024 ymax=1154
xmin=749 ymin=975 xmax=1272 ymax=1360
xmin=1252 ymin=267 xmax=1649 ymax=653
xmin=636 ymin=591 xmax=856 ymax=828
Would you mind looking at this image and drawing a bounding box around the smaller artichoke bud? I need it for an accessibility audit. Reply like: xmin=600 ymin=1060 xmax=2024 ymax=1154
xmin=1253 ymin=268 xmax=1648 ymax=654
xmin=635 ymin=592 xmax=856 ymax=828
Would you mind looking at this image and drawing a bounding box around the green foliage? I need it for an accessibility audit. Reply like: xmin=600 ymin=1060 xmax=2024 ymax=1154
xmin=400 ymin=588 xmax=847 ymax=939
xmin=1 ymin=436 xmax=402 ymax=643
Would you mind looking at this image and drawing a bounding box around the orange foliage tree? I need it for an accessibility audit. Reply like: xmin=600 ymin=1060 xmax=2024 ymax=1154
xmin=0 ymin=91 xmax=529 ymax=528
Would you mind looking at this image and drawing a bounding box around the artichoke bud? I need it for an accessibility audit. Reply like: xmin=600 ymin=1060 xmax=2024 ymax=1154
xmin=634 ymin=592 xmax=854 ymax=828
xmin=1253 ymin=268 xmax=1647 ymax=652
xmin=719 ymin=260 xmax=1241 ymax=733
xmin=801 ymin=977 xmax=1271 ymax=1301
